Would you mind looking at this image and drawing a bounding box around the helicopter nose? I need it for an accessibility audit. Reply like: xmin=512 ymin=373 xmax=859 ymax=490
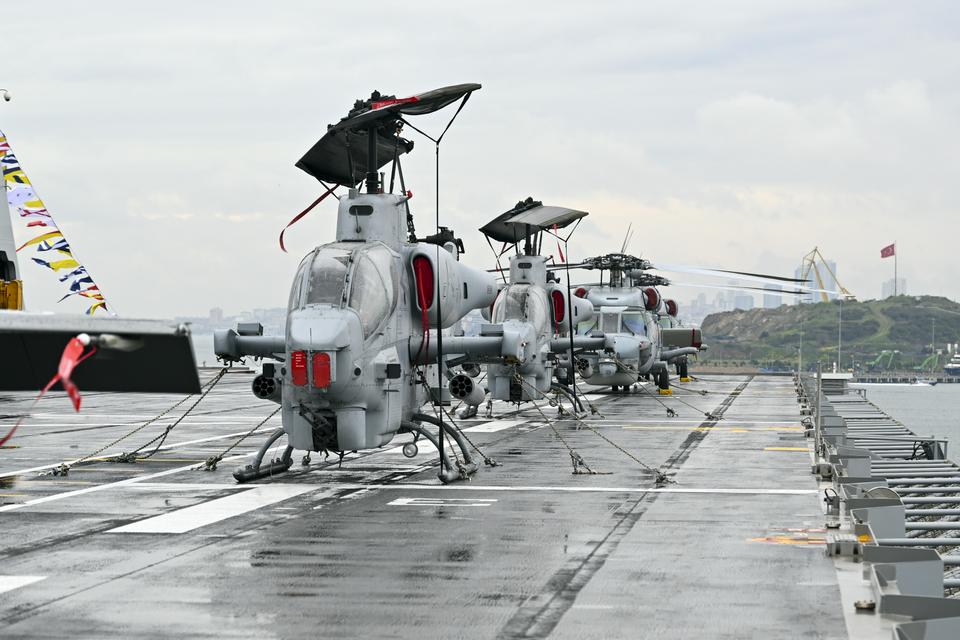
xmin=287 ymin=309 xmax=355 ymax=352
xmin=285 ymin=309 xmax=362 ymax=388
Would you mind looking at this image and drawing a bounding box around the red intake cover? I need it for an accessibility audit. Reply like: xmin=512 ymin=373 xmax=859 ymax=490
xmin=412 ymin=256 xmax=434 ymax=311
xmin=550 ymin=290 xmax=565 ymax=324
xmin=643 ymin=287 xmax=660 ymax=311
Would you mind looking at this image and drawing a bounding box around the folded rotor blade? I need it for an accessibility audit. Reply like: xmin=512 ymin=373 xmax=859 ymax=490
xmin=665 ymin=281 xmax=823 ymax=296
xmin=652 ymin=262 xmax=808 ymax=285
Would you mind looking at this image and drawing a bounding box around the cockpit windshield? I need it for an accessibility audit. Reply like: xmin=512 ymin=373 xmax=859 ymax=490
xmin=577 ymin=309 xmax=646 ymax=336
xmin=296 ymin=242 xmax=399 ymax=339
xmin=493 ymin=285 xmax=548 ymax=331
xmin=601 ymin=312 xmax=620 ymax=334
xmin=622 ymin=312 xmax=647 ymax=336
xmin=348 ymin=244 xmax=399 ymax=337
xmin=288 ymin=255 xmax=311 ymax=310
xmin=306 ymin=246 xmax=352 ymax=306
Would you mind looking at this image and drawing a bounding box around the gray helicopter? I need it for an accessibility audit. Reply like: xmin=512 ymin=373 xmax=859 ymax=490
xmin=445 ymin=197 xmax=613 ymax=418
xmin=561 ymin=253 xmax=702 ymax=394
xmin=214 ymin=84 xmax=510 ymax=483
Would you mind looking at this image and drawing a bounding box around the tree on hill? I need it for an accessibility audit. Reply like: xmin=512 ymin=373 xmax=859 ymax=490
xmin=699 ymin=295 xmax=960 ymax=371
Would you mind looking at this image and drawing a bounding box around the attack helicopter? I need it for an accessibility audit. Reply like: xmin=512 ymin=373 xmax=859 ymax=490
xmin=213 ymin=89 xmax=620 ymax=483
xmin=444 ymin=197 xmax=612 ymax=418
xmin=214 ymin=83 xmax=507 ymax=483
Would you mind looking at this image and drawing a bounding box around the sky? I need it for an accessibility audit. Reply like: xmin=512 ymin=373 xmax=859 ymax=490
xmin=2 ymin=1 xmax=958 ymax=318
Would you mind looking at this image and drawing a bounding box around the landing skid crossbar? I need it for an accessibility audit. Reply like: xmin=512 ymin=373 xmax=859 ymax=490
xmin=233 ymin=427 xmax=294 ymax=483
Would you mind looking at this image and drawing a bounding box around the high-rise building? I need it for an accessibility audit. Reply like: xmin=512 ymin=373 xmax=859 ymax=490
xmin=882 ymin=278 xmax=907 ymax=299
xmin=733 ymin=293 xmax=755 ymax=310
xmin=763 ymin=284 xmax=782 ymax=309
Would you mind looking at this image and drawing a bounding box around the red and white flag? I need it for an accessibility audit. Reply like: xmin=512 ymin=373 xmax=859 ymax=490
xmin=880 ymin=243 xmax=895 ymax=259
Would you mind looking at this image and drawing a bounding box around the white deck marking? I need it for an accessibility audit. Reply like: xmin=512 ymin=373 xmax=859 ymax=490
xmin=16 ymin=420 xmax=273 ymax=428
xmin=0 ymin=428 xmax=275 ymax=479
xmin=350 ymin=484 xmax=817 ymax=496
xmin=388 ymin=497 xmax=497 ymax=507
xmin=109 ymin=485 xmax=317 ymax=534
xmin=0 ymin=455 xmax=250 ymax=513
xmin=463 ymin=419 xmax=528 ymax=433
xmin=0 ymin=575 xmax=46 ymax=593
xmin=122 ymin=483 xmax=246 ymax=491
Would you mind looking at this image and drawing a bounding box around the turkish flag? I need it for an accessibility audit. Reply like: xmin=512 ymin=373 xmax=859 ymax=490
xmin=880 ymin=243 xmax=895 ymax=258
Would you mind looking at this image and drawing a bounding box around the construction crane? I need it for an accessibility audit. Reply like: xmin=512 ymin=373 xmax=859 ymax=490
xmin=799 ymin=247 xmax=856 ymax=302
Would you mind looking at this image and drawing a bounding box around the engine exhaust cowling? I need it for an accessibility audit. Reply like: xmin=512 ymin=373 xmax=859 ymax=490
xmin=546 ymin=284 xmax=595 ymax=334
xmin=410 ymin=247 xmax=497 ymax=328
xmin=449 ymin=373 xmax=486 ymax=406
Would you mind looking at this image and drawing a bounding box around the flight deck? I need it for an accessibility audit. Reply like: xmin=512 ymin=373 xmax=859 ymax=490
xmin=1 ymin=373 xmax=847 ymax=638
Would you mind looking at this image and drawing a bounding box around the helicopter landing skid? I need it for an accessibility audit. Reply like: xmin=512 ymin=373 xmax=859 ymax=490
xmin=233 ymin=427 xmax=294 ymax=483
xmin=402 ymin=413 xmax=479 ymax=483
xmin=551 ymin=382 xmax=585 ymax=414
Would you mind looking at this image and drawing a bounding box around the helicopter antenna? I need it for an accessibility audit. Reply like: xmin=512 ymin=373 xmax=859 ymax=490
xmin=620 ymin=223 xmax=633 ymax=253
xmin=399 ymin=91 xmax=476 ymax=476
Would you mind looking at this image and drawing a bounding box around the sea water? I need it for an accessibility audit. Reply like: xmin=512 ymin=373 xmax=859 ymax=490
xmin=854 ymin=383 xmax=960 ymax=453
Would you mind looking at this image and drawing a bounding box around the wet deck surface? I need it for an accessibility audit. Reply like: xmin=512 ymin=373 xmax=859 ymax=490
xmin=0 ymin=373 xmax=846 ymax=638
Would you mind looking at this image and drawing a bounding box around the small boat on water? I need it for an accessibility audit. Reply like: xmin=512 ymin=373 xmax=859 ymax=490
xmin=912 ymin=377 xmax=938 ymax=386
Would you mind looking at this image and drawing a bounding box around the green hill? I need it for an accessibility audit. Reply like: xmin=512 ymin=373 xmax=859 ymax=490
xmin=699 ymin=295 xmax=960 ymax=371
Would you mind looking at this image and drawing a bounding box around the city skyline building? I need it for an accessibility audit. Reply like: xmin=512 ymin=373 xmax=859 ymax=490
xmin=882 ymin=277 xmax=907 ymax=299
xmin=763 ymin=284 xmax=783 ymax=309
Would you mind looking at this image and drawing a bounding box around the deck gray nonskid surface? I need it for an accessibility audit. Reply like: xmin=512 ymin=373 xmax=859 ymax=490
xmin=0 ymin=374 xmax=844 ymax=638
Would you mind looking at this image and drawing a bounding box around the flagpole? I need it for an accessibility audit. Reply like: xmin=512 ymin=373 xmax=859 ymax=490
xmin=894 ymin=241 xmax=898 ymax=296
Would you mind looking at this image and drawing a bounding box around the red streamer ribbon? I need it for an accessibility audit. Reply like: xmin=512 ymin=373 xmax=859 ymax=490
xmin=553 ymin=224 xmax=565 ymax=263
xmin=0 ymin=336 xmax=97 ymax=447
xmin=279 ymin=184 xmax=339 ymax=253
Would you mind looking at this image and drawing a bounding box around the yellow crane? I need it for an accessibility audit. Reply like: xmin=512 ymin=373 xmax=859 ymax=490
xmin=799 ymin=247 xmax=856 ymax=302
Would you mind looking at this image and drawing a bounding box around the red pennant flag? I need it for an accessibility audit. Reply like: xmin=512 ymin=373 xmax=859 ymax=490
xmin=0 ymin=335 xmax=97 ymax=447
xmin=880 ymin=243 xmax=895 ymax=259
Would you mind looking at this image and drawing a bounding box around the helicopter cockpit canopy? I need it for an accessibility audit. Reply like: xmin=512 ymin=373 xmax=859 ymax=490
xmin=493 ymin=285 xmax=549 ymax=333
xmin=578 ymin=308 xmax=649 ymax=337
xmin=290 ymin=242 xmax=400 ymax=338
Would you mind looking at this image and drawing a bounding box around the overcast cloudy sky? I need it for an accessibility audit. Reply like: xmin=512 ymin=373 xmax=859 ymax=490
xmin=3 ymin=1 xmax=958 ymax=318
